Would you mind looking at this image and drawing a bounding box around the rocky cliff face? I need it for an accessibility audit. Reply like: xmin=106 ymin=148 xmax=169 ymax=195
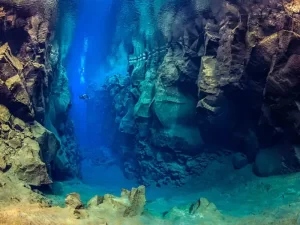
xmin=94 ymin=0 xmax=300 ymax=186
xmin=197 ymin=0 xmax=300 ymax=176
xmin=0 ymin=1 xmax=78 ymax=189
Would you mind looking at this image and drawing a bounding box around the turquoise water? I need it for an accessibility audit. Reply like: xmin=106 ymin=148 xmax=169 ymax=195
xmin=47 ymin=158 xmax=300 ymax=218
xmin=1 ymin=0 xmax=300 ymax=224
xmin=49 ymin=0 xmax=300 ymax=222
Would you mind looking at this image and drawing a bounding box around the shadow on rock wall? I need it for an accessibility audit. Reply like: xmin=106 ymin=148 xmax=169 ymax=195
xmin=91 ymin=0 xmax=300 ymax=187
xmin=0 ymin=0 xmax=79 ymax=190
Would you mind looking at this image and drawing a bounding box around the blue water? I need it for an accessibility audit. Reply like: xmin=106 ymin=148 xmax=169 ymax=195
xmin=52 ymin=0 xmax=300 ymax=221
xmin=67 ymin=0 xmax=114 ymax=148
xmin=60 ymin=0 xmax=135 ymax=195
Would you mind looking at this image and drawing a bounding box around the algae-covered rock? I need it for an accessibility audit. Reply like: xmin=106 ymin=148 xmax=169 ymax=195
xmin=0 ymin=156 xmax=7 ymax=171
xmin=12 ymin=117 xmax=26 ymax=131
xmin=1 ymin=124 xmax=10 ymax=132
xmin=232 ymin=152 xmax=248 ymax=170
xmin=0 ymin=105 xmax=11 ymax=123
xmin=7 ymin=137 xmax=22 ymax=149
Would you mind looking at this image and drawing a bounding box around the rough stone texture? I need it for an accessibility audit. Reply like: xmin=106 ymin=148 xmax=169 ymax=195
xmin=95 ymin=73 xmax=214 ymax=186
xmin=1 ymin=183 xmax=300 ymax=224
xmin=87 ymin=195 xmax=104 ymax=208
xmin=123 ymin=186 xmax=146 ymax=217
xmin=0 ymin=2 xmax=78 ymax=190
xmin=0 ymin=105 xmax=57 ymax=186
xmin=164 ymin=197 xmax=224 ymax=222
xmin=86 ymin=185 xmax=146 ymax=218
xmin=89 ymin=0 xmax=300 ymax=186
xmin=65 ymin=193 xmax=84 ymax=209
xmin=196 ymin=0 xmax=300 ymax=176
xmin=0 ymin=172 xmax=51 ymax=207
xmin=52 ymin=118 xmax=80 ymax=180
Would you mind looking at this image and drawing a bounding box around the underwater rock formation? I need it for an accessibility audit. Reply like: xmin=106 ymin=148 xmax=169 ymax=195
xmin=87 ymin=185 xmax=146 ymax=217
xmin=0 ymin=111 xmax=59 ymax=186
xmin=65 ymin=192 xmax=84 ymax=210
xmin=1 ymin=184 xmax=300 ymax=225
xmin=90 ymin=0 xmax=300 ymax=186
xmin=0 ymin=0 xmax=78 ymax=192
xmin=196 ymin=0 xmax=300 ymax=176
xmin=63 ymin=185 xmax=146 ymax=221
xmin=164 ymin=197 xmax=224 ymax=223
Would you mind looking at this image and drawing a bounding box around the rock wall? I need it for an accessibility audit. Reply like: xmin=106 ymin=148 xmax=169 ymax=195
xmin=197 ymin=0 xmax=300 ymax=176
xmin=0 ymin=1 xmax=78 ymax=188
xmin=94 ymin=0 xmax=300 ymax=186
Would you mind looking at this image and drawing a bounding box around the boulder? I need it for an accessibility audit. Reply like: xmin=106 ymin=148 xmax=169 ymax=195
xmin=7 ymin=137 xmax=22 ymax=149
xmin=0 ymin=105 xmax=11 ymax=123
xmin=12 ymin=117 xmax=26 ymax=131
xmin=232 ymin=152 xmax=248 ymax=170
xmin=252 ymin=145 xmax=300 ymax=177
xmin=0 ymin=106 xmax=58 ymax=186
xmin=164 ymin=198 xmax=223 ymax=222
xmin=253 ymin=147 xmax=282 ymax=177
xmin=13 ymin=137 xmax=52 ymax=186
xmin=87 ymin=195 xmax=104 ymax=208
xmin=123 ymin=185 xmax=146 ymax=217
xmin=87 ymin=185 xmax=146 ymax=217
xmin=1 ymin=124 xmax=10 ymax=132
xmin=65 ymin=193 xmax=84 ymax=209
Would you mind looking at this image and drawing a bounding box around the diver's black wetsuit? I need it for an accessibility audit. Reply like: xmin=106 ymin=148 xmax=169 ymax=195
xmin=79 ymin=94 xmax=90 ymax=100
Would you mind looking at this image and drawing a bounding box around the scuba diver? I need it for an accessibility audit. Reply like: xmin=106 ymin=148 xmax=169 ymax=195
xmin=79 ymin=94 xmax=90 ymax=100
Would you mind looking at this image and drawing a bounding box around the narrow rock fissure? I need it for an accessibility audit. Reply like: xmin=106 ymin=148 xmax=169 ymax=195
xmin=1 ymin=0 xmax=300 ymax=224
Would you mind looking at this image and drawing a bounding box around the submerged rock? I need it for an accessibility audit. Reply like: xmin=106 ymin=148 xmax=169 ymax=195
xmin=13 ymin=137 xmax=52 ymax=186
xmin=232 ymin=153 xmax=248 ymax=170
xmin=87 ymin=0 xmax=300 ymax=185
xmin=65 ymin=193 xmax=84 ymax=209
xmin=87 ymin=195 xmax=104 ymax=208
xmin=0 ymin=105 xmax=59 ymax=186
xmin=31 ymin=121 xmax=60 ymax=172
xmin=86 ymin=185 xmax=146 ymax=218
xmin=253 ymin=145 xmax=300 ymax=177
xmin=0 ymin=1 xmax=79 ymax=196
xmin=123 ymin=185 xmax=146 ymax=217
xmin=0 ymin=105 xmax=10 ymax=123
xmin=164 ymin=197 xmax=224 ymax=223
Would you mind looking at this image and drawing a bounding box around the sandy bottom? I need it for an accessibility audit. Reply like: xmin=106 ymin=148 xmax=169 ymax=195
xmin=50 ymin=159 xmax=300 ymax=217
xmin=0 ymin=201 xmax=299 ymax=225
xmin=2 ymin=158 xmax=300 ymax=225
xmin=0 ymin=204 xmax=78 ymax=225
